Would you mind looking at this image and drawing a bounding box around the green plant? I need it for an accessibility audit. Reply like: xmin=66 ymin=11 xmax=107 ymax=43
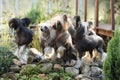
xmin=29 ymin=26 xmax=42 ymax=52
xmin=103 ymin=27 xmax=120 ymax=80
xmin=25 ymin=5 xmax=46 ymax=24
xmin=0 ymin=46 xmax=17 ymax=75
xmin=0 ymin=23 xmax=16 ymax=51
xmin=20 ymin=64 xmax=39 ymax=76
xmin=46 ymin=70 xmax=73 ymax=80
xmin=115 ymin=14 xmax=120 ymax=25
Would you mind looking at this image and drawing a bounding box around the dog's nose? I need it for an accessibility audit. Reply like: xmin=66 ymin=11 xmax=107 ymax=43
xmin=41 ymin=28 xmax=43 ymax=31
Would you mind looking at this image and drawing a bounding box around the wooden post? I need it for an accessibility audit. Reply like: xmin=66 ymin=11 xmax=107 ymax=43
xmin=84 ymin=0 xmax=87 ymax=21
xmin=76 ymin=0 xmax=78 ymax=15
xmin=110 ymin=0 xmax=115 ymax=30
xmin=95 ymin=0 xmax=99 ymax=27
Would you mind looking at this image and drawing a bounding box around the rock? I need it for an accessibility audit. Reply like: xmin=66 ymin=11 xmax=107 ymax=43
xmin=65 ymin=67 xmax=79 ymax=76
xmin=75 ymin=74 xmax=83 ymax=79
xmin=43 ymin=47 xmax=56 ymax=61
xmin=40 ymin=63 xmax=53 ymax=73
xmin=29 ymin=48 xmax=43 ymax=60
xmin=75 ymin=74 xmax=93 ymax=80
xmin=12 ymin=59 xmax=23 ymax=66
xmin=21 ymin=64 xmax=37 ymax=68
xmin=29 ymin=48 xmax=43 ymax=57
xmin=91 ymin=67 xmax=102 ymax=77
xmin=53 ymin=64 xmax=64 ymax=71
xmin=75 ymin=74 xmax=92 ymax=80
xmin=10 ymin=65 xmax=21 ymax=72
xmin=1 ymin=72 xmax=17 ymax=80
xmin=81 ymin=78 xmax=91 ymax=80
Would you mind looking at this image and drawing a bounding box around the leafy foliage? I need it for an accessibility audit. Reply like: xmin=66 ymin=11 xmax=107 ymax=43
xmin=0 ymin=46 xmax=17 ymax=75
xmin=25 ymin=5 xmax=46 ymax=24
xmin=29 ymin=25 xmax=42 ymax=52
xmin=20 ymin=64 xmax=40 ymax=76
xmin=103 ymin=28 xmax=120 ymax=80
xmin=16 ymin=63 xmax=73 ymax=80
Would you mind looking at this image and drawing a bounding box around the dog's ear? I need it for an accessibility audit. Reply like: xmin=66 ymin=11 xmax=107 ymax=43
xmin=88 ymin=21 xmax=93 ymax=26
xmin=21 ymin=18 xmax=31 ymax=27
xmin=63 ymin=14 xmax=68 ymax=22
xmin=9 ymin=18 xmax=20 ymax=30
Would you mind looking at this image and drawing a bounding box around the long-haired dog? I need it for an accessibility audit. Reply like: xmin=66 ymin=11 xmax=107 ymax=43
xmin=40 ymin=21 xmax=56 ymax=49
xmin=9 ymin=18 xmax=34 ymax=65
xmin=50 ymin=14 xmax=73 ymax=48
xmin=75 ymin=22 xmax=105 ymax=61
xmin=50 ymin=14 xmax=77 ymax=66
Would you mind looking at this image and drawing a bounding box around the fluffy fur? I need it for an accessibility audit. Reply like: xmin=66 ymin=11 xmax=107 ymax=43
xmin=9 ymin=18 xmax=33 ymax=46
xmin=40 ymin=21 xmax=56 ymax=51
xmin=50 ymin=14 xmax=73 ymax=49
xmin=50 ymin=14 xmax=77 ymax=66
xmin=9 ymin=18 xmax=34 ymax=64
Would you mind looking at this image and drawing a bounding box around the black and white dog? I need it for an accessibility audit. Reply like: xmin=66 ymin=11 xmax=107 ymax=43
xmin=9 ymin=18 xmax=34 ymax=65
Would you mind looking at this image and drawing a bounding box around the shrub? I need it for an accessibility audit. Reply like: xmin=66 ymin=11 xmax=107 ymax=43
xmin=0 ymin=46 xmax=17 ymax=75
xmin=25 ymin=5 xmax=46 ymax=24
xmin=103 ymin=28 xmax=120 ymax=80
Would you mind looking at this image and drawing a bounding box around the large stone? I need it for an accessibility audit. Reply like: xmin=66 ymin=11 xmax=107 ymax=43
xmin=12 ymin=59 xmax=23 ymax=66
xmin=65 ymin=67 xmax=79 ymax=76
xmin=43 ymin=47 xmax=56 ymax=61
xmin=40 ymin=63 xmax=53 ymax=73
xmin=53 ymin=64 xmax=64 ymax=71
xmin=75 ymin=74 xmax=92 ymax=80
xmin=91 ymin=67 xmax=102 ymax=77
xmin=1 ymin=72 xmax=17 ymax=80
xmin=29 ymin=48 xmax=43 ymax=59
xmin=10 ymin=65 xmax=21 ymax=72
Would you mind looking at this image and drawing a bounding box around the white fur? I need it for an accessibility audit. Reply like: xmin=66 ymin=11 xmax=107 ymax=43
xmin=29 ymin=48 xmax=43 ymax=59
xmin=13 ymin=45 xmax=28 ymax=64
xmin=74 ymin=57 xmax=81 ymax=69
xmin=57 ymin=46 xmax=66 ymax=58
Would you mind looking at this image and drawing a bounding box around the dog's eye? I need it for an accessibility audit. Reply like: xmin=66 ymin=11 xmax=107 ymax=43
xmin=53 ymin=25 xmax=56 ymax=29
xmin=44 ymin=26 xmax=48 ymax=30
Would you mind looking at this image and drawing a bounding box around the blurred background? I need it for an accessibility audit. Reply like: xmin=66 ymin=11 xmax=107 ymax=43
xmin=0 ymin=0 xmax=120 ymax=26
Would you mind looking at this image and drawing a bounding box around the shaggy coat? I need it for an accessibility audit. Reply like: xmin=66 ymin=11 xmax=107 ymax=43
xmin=9 ymin=18 xmax=33 ymax=46
xmin=50 ymin=14 xmax=73 ymax=49
xmin=9 ymin=18 xmax=33 ymax=64
xmin=50 ymin=14 xmax=77 ymax=65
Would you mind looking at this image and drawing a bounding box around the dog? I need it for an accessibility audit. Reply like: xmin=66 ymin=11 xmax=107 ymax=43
xmin=73 ymin=15 xmax=96 ymax=35
xmin=75 ymin=22 xmax=105 ymax=61
xmin=50 ymin=14 xmax=77 ymax=66
xmin=9 ymin=18 xmax=34 ymax=65
xmin=57 ymin=44 xmax=77 ymax=67
xmin=40 ymin=21 xmax=56 ymax=49
xmin=50 ymin=14 xmax=73 ymax=49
